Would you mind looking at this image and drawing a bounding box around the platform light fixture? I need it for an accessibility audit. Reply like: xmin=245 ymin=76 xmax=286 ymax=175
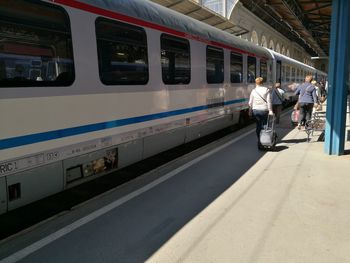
xmin=311 ymin=57 xmax=329 ymax=60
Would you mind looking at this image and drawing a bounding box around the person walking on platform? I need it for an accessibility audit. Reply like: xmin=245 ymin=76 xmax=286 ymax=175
xmin=249 ymin=77 xmax=273 ymax=150
xmin=311 ymin=80 xmax=323 ymax=111
xmin=271 ymin=82 xmax=285 ymax=124
xmin=294 ymin=75 xmax=319 ymax=130
xmin=311 ymin=80 xmax=320 ymax=102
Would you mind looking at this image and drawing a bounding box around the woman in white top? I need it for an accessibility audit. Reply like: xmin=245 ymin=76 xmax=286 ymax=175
xmin=249 ymin=77 xmax=273 ymax=149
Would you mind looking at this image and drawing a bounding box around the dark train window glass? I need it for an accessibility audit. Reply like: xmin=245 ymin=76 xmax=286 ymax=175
xmin=268 ymin=61 xmax=273 ymax=82
xmin=276 ymin=61 xmax=281 ymax=83
xmin=8 ymin=183 xmax=21 ymax=201
xmin=282 ymin=66 xmax=285 ymax=82
xmin=260 ymin=60 xmax=267 ymax=82
xmin=206 ymin=46 xmax=224 ymax=84
xmin=286 ymin=66 xmax=290 ymax=81
xmin=297 ymin=69 xmax=300 ymax=82
xmin=0 ymin=0 xmax=75 ymax=87
xmin=247 ymin=56 xmax=256 ymax=83
xmin=161 ymin=34 xmax=190 ymax=85
xmin=292 ymin=67 xmax=296 ymax=82
xmin=230 ymin=52 xmax=242 ymax=83
xmin=96 ymin=17 xmax=148 ymax=85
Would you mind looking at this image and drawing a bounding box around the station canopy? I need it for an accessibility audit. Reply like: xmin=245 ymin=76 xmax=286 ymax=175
xmin=151 ymin=0 xmax=249 ymax=36
xmin=152 ymin=0 xmax=331 ymax=58
xmin=238 ymin=0 xmax=331 ymax=57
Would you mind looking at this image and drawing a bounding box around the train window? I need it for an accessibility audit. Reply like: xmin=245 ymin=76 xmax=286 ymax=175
xmin=282 ymin=66 xmax=285 ymax=82
xmin=286 ymin=66 xmax=290 ymax=82
xmin=230 ymin=52 xmax=242 ymax=83
xmin=96 ymin=18 xmax=148 ymax=85
xmin=0 ymin=0 xmax=75 ymax=87
xmin=161 ymin=34 xmax=190 ymax=85
xmin=276 ymin=61 xmax=281 ymax=83
xmin=292 ymin=67 xmax=296 ymax=82
xmin=247 ymin=56 xmax=256 ymax=83
xmin=297 ymin=69 xmax=300 ymax=82
xmin=260 ymin=60 xmax=267 ymax=82
xmin=206 ymin=46 xmax=224 ymax=84
xmin=268 ymin=61 xmax=273 ymax=83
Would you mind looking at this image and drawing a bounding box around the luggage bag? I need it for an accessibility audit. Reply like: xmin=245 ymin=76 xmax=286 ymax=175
xmin=260 ymin=114 xmax=277 ymax=150
xmin=291 ymin=110 xmax=299 ymax=126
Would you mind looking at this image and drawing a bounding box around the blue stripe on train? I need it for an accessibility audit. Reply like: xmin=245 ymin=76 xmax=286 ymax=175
xmin=0 ymin=98 xmax=247 ymax=150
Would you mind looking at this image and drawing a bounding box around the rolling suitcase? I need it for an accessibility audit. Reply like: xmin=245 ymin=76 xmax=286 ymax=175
xmin=259 ymin=114 xmax=277 ymax=150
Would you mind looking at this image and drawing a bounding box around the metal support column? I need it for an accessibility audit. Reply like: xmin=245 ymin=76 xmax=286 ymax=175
xmin=324 ymin=0 xmax=350 ymax=155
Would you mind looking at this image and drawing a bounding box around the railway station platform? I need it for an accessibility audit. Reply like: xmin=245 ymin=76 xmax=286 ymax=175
xmin=1 ymin=102 xmax=350 ymax=263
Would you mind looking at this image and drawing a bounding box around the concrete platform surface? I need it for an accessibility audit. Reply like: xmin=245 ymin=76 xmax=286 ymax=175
xmin=149 ymin=117 xmax=350 ymax=263
xmin=148 ymin=105 xmax=350 ymax=263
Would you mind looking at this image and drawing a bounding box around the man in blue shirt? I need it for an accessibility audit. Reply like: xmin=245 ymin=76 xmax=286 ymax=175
xmin=294 ymin=75 xmax=319 ymax=129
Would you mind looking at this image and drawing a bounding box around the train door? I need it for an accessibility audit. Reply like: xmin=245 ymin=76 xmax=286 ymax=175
xmin=276 ymin=60 xmax=282 ymax=83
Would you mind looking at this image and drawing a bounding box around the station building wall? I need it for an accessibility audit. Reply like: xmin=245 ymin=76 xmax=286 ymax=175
xmin=230 ymin=2 xmax=313 ymax=66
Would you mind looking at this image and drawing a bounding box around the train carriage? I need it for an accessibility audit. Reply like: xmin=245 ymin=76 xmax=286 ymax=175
xmin=0 ymin=0 xmax=325 ymax=214
xmin=267 ymin=50 xmax=317 ymax=103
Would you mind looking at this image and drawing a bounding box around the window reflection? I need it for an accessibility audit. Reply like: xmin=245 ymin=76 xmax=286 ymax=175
xmin=0 ymin=0 xmax=75 ymax=87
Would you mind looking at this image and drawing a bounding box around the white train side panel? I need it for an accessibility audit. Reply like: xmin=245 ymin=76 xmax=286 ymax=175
xmin=0 ymin=0 xmax=325 ymax=213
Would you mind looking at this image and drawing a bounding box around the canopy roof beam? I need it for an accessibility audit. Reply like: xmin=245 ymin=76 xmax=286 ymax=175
xmin=303 ymin=3 xmax=332 ymax=15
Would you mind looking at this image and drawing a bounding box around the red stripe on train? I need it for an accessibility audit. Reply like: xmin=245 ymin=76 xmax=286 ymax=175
xmin=53 ymin=0 xmax=268 ymax=59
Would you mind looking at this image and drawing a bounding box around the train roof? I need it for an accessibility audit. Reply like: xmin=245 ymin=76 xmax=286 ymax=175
xmin=267 ymin=49 xmax=315 ymax=71
xmin=77 ymin=0 xmax=272 ymax=59
xmin=315 ymin=69 xmax=327 ymax=76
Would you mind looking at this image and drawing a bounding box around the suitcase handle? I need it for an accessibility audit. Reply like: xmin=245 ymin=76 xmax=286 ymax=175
xmin=265 ymin=114 xmax=275 ymax=130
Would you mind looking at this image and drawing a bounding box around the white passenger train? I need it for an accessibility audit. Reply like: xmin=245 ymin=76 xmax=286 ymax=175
xmin=0 ymin=0 xmax=327 ymax=214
